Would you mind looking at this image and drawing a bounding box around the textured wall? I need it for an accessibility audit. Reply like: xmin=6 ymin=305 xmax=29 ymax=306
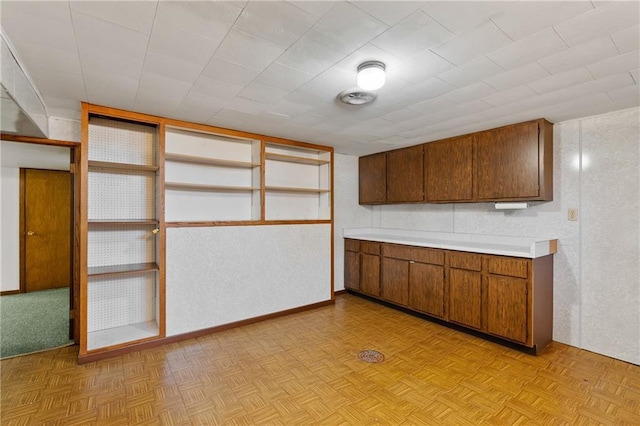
xmin=333 ymin=107 xmax=640 ymax=364
xmin=166 ymin=224 xmax=332 ymax=336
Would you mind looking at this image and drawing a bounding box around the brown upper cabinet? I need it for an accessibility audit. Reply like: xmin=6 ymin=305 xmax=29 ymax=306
xmin=358 ymin=118 xmax=553 ymax=205
xmin=387 ymin=145 xmax=424 ymax=203
xmin=425 ymin=135 xmax=473 ymax=202
xmin=359 ymin=152 xmax=386 ymax=204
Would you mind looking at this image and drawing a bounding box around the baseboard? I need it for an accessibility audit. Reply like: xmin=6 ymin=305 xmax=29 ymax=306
xmin=78 ymin=298 xmax=335 ymax=364
xmin=0 ymin=290 xmax=21 ymax=296
xmin=334 ymin=289 xmax=348 ymax=296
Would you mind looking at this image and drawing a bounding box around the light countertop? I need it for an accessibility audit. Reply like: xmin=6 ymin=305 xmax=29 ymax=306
xmin=343 ymin=228 xmax=557 ymax=258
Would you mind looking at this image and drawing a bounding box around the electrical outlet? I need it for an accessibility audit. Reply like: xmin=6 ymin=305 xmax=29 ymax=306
xmin=568 ymin=208 xmax=578 ymax=221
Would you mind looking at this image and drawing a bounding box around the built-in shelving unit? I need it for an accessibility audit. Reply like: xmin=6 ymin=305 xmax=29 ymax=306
xmin=164 ymin=127 xmax=261 ymax=223
xmin=82 ymin=113 xmax=164 ymax=354
xmin=264 ymin=143 xmax=331 ymax=221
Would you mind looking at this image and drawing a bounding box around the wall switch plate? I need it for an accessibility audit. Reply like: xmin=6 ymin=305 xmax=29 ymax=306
xmin=568 ymin=208 xmax=578 ymax=221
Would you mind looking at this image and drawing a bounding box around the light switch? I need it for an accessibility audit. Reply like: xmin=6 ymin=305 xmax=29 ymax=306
xmin=568 ymin=208 xmax=578 ymax=221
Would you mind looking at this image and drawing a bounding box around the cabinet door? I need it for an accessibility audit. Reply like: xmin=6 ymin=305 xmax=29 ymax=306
xmin=360 ymin=254 xmax=380 ymax=297
xmin=344 ymin=250 xmax=360 ymax=291
xmin=485 ymin=275 xmax=528 ymax=343
xmin=387 ymin=145 xmax=424 ymax=202
xmin=425 ymin=136 xmax=473 ymax=202
xmin=409 ymin=262 xmax=445 ymax=318
xmin=359 ymin=153 xmax=386 ymax=204
xmin=448 ymin=268 xmax=482 ymax=329
xmin=475 ymin=121 xmax=540 ymax=200
xmin=381 ymin=257 xmax=409 ymax=305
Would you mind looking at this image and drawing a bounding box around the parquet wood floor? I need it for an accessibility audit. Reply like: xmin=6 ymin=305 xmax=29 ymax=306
xmin=2 ymin=294 xmax=639 ymax=425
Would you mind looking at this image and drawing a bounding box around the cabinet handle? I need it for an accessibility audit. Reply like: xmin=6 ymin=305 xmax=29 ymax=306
xmin=152 ymin=228 xmax=159 ymax=234
xmin=409 ymin=261 xmax=415 ymax=264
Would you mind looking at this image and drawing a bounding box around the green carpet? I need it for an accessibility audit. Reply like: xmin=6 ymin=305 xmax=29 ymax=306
xmin=0 ymin=288 xmax=74 ymax=359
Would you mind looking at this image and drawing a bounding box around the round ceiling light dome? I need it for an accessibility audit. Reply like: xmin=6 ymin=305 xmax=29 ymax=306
xmin=357 ymin=61 xmax=386 ymax=91
xmin=338 ymin=89 xmax=377 ymax=105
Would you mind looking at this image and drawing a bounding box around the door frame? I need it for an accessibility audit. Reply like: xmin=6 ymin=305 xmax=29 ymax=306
xmin=2 ymin=133 xmax=81 ymax=342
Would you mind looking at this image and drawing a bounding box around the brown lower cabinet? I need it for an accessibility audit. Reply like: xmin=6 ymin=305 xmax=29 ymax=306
xmin=344 ymin=238 xmax=554 ymax=352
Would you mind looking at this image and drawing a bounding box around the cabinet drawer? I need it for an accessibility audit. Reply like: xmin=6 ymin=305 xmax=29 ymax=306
xmin=345 ymin=239 xmax=360 ymax=252
xmin=448 ymin=251 xmax=482 ymax=271
xmin=361 ymin=241 xmax=380 ymax=255
xmin=382 ymin=244 xmax=444 ymax=265
xmin=486 ymin=256 xmax=529 ymax=278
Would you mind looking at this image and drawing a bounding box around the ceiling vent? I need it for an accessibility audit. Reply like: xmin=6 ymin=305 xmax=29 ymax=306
xmin=338 ymin=89 xmax=377 ymax=105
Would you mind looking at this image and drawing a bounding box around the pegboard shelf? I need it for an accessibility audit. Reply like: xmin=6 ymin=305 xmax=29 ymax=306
xmin=88 ymin=262 xmax=159 ymax=278
xmin=166 ymin=182 xmax=260 ymax=192
xmin=88 ymin=160 xmax=159 ymax=172
xmin=89 ymin=219 xmax=158 ymax=226
xmin=87 ymin=321 xmax=159 ymax=351
xmin=266 ymin=186 xmax=330 ymax=194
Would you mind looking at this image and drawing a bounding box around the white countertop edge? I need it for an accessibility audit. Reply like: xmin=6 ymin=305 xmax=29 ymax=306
xmin=343 ymin=228 xmax=558 ymax=259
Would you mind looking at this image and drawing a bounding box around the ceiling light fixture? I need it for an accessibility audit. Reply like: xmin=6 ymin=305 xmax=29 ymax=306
xmin=357 ymin=61 xmax=386 ymax=91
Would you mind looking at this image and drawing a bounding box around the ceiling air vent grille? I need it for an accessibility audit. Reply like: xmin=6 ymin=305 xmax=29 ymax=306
xmin=338 ymin=89 xmax=377 ymax=105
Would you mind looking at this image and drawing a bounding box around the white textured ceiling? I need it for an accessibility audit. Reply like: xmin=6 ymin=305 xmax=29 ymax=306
xmin=1 ymin=1 xmax=638 ymax=155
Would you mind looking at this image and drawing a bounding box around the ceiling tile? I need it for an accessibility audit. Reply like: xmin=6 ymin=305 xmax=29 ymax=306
xmin=142 ymin=51 xmax=202 ymax=83
xmin=25 ymin=67 xmax=86 ymax=101
xmin=487 ymin=28 xmax=567 ymax=70
xmin=484 ymin=62 xmax=550 ymax=91
xmin=84 ymin=71 xmax=137 ymax=110
xmin=399 ymin=78 xmax=455 ymax=102
xmin=431 ymin=21 xmax=512 ymax=65
xmin=537 ymin=36 xmax=618 ymax=75
xmin=174 ymin=92 xmax=225 ymax=123
xmin=286 ymin=1 xmax=336 ymax=17
xmin=225 ymin=97 xmax=271 ymax=115
xmin=81 ymin=49 xmax=144 ymax=81
xmin=238 ymin=82 xmax=289 ymax=104
xmin=443 ymin=82 xmax=496 ymax=104
xmin=491 ymin=1 xmax=593 ymax=41
xmin=294 ymin=68 xmax=354 ymax=102
xmin=611 ymin=25 xmax=640 ymax=54
xmin=215 ymin=30 xmax=285 ymax=71
xmin=631 ymin=69 xmax=640 ymax=85
xmin=407 ymin=96 xmax=457 ymax=114
xmin=482 ymin=85 xmax=538 ymax=107
xmin=437 ymin=56 xmax=503 ymax=87
xmin=567 ymin=73 xmax=636 ymax=97
xmin=370 ymin=10 xmax=453 ymax=60
xmin=421 ymin=1 xmax=513 ymax=35
xmin=528 ymin=68 xmax=593 ymax=94
xmin=305 ymin=2 xmax=389 ymax=55
xmin=201 ymin=57 xmax=261 ymax=87
xmin=587 ymin=50 xmax=640 ymax=79
xmin=154 ymin=1 xmax=242 ymax=40
xmin=147 ymin=26 xmax=220 ymax=66
xmin=352 ymin=1 xmax=427 ymax=26
xmin=191 ymin=76 xmax=243 ymax=101
xmin=1 ymin=3 xmax=76 ymax=52
xmin=254 ymin=63 xmax=314 ymax=92
xmin=73 ymin=11 xmax=149 ymax=60
xmin=606 ymin=84 xmax=640 ymax=102
xmin=392 ymin=50 xmax=454 ymax=84
xmin=233 ymin=2 xmax=318 ymax=48
xmin=13 ymin=43 xmax=82 ymax=77
xmin=274 ymin=35 xmax=343 ymax=75
xmin=137 ymin=72 xmax=192 ymax=101
xmin=267 ymin=99 xmax=315 ymax=117
xmin=69 ymin=1 xmax=157 ymax=34
xmin=554 ymin=1 xmax=640 ymax=47
xmin=334 ymin=44 xmax=405 ymax=76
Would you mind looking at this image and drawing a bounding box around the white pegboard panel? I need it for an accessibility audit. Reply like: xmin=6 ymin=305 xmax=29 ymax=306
xmin=89 ymin=117 xmax=157 ymax=166
xmin=88 ymin=171 xmax=156 ymax=220
xmin=88 ymin=226 xmax=156 ymax=267
xmin=87 ymin=272 xmax=157 ymax=332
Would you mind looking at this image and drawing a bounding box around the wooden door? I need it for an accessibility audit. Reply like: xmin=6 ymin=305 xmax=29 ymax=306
xmin=475 ymin=121 xmax=540 ymax=200
xmin=360 ymin=253 xmax=380 ymax=297
xmin=425 ymin=136 xmax=473 ymax=202
xmin=409 ymin=262 xmax=445 ymax=318
xmin=21 ymin=169 xmax=71 ymax=292
xmin=485 ymin=275 xmax=528 ymax=343
xmin=359 ymin=153 xmax=386 ymax=204
xmin=381 ymin=257 xmax=408 ymax=305
xmin=386 ymin=145 xmax=424 ymax=202
xmin=344 ymin=250 xmax=360 ymax=291
xmin=448 ymin=268 xmax=482 ymax=329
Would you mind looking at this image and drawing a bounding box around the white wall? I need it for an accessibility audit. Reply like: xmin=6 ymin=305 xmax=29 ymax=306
xmin=0 ymin=141 xmax=70 ymax=292
xmin=333 ymin=107 xmax=640 ymax=365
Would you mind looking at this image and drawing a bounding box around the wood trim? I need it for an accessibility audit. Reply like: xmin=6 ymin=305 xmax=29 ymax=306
xmin=260 ymin=139 xmax=266 ymax=221
xmin=78 ymin=298 xmax=334 ymax=364
xmin=330 ymin=150 xmax=335 ymax=300
xmin=334 ymin=289 xmax=348 ymax=296
xmin=79 ymin=103 xmax=90 ymax=356
xmin=1 ymin=133 xmax=80 ymax=147
xmin=532 ymin=255 xmax=554 ymax=353
xmin=72 ymin=146 xmax=81 ymax=343
xmin=85 ymin=104 xmax=164 ymax=125
xmin=0 ymin=290 xmax=21 ymax=296
xmin=158 ymin=123 xmax=167 ymax=340
xmin=549 ymin=239 xmax=558 ymax=255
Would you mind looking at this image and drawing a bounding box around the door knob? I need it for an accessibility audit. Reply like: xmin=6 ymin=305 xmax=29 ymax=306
xmin=26 ymin=231 xmax=35 ymax=236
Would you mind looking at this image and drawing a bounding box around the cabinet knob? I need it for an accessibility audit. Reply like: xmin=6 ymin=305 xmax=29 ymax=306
xmin=152 ymin=228 xmax=159 ymax=234
xmin=409 ymin=260 xmax=415 ymax=264
xmin=26 ymin=231 xmax=35 ymax=236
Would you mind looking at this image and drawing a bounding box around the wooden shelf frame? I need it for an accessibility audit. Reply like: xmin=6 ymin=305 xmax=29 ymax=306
xmin=87 ymin=262 xmax=159 ymax=278
xmin=88 ymin=219 xmax=158 ymax=226
xmin=265 ymin=152 xmax=330 ymax=166
xmin=88 ymin=160 xmax=159 ymax=173
xmin=265 ymin=186 xmax=331 ymax=194
xmin=165 ymin=182 xmax=260 ymax=192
